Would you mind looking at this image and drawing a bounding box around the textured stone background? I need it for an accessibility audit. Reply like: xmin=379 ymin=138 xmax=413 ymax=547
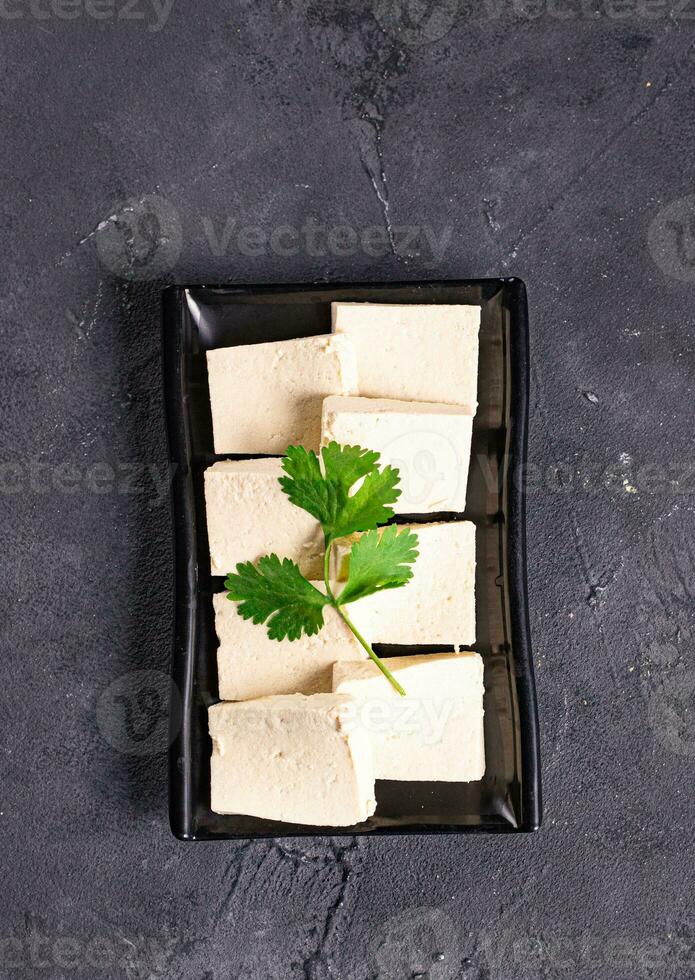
xmin=1 ymin=2 xmax=694 ymax=978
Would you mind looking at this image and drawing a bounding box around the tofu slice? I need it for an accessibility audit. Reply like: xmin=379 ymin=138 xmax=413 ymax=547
xmin=209 ymin=694 xmax=377 ymax=826
xmin=333 ymin=653 xmax=485 ymax=782
xmin=204 ymin=458 xmax=323 ymax=577
xmin=206 ymin=334 xmax=358 ymax=453
xmin=321 ymin=395 xmax=473 ymax=513
xmin=334 ymin=521 xmax=476 ymax=645
xmin=331 ymin=303 xmax=479 ymax=410
xmin=214 ymin=591 xmax=367 ymax=700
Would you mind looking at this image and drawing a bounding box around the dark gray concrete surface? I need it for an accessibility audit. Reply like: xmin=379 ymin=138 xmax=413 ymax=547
xmin=1 ymin=2 xmax=694 ymax=978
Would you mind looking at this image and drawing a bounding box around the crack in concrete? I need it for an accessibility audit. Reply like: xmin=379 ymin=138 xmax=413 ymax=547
xmin=510 ymin=39 xmax=695 ymax=256
xmin=351 ymin=108 xmax=396 ymax=256
xmin=211 ymin=841 xmax=269 ymax=933
xmin=299 ymin=838 xmax=361 ymax=980
xmin=482 ymin=197 xmax=501 ymax=234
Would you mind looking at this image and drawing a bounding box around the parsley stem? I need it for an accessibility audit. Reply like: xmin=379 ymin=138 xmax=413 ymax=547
xmin=334 ymin=605 xmax=407 ymax=697
xmin=324 ymin=537 xmax=406 ymax=697
xmin=323 ymin=543 xmax=335 ymax=603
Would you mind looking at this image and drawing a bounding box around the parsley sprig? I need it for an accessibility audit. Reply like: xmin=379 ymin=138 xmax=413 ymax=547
xmin=224 ymin=442 xmax=419 ymax=695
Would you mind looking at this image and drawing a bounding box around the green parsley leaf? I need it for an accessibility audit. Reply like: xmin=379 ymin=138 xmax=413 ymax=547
xmin=279 ymin=441 xmax=400 ymax=541
xmin=331 ymin=464 xmax=401 ymax=539
xmin=279 ymin=445 xmax=336 ymax=528
xmin=321 ymin=442 xmax=380 ymax=493
xmin=336 ymin=524 xmax=420 ymax=606
xmin=225 ymin=554 xmax=329 ymax=641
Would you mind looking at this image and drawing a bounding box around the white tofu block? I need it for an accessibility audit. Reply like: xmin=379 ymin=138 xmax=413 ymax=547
xmin=204 ymin=458 xmax=323 ymax=577
xmin=206 ymin=334 xmax=358 ymax=454
xmin=334 ymin=522 xmax=476 ymax=645
xmin=321 ymin=395 xmax=473 ymax=513
xmin=332 ymin=303 xmax=479 ymax=410
xmin=333 ymin=653 xmax=485 ymax=782
xmin=214 ymin=591 xmax=367 ymax=700
xmin=209 ymin=694 xmax=377 ymax=826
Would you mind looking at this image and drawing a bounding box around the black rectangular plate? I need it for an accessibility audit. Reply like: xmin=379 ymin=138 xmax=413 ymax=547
xmin=162 ymin=279 xmax=542 ymax=839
